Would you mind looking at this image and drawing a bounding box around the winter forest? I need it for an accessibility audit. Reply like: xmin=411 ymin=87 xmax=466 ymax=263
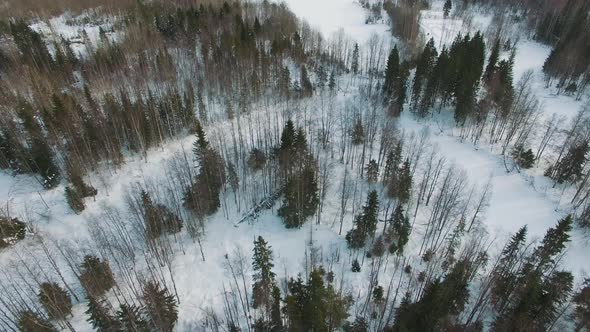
xmin=0 ymin=0 xmax=589 ymax=330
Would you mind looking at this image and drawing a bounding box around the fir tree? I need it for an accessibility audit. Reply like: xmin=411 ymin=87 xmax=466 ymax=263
xmin=38 ymin=282 xmax=72 ymax=320
xmin=117 ymin=304 xmax=149 ymax=332
xmin=366 ymin=159 xmax=379 ymax=183
xmin=346 ymin=191 xmax=379 ymax=249
xmin=351 ymin=118 xmax=365 ymax=145
xmin=79 ymin=255 xmax=115 ymax=297
xmin=65 ymin=186 xmax=85 ymax=214
xmin=412 ymin=38 xmax=438 ymax=108
xmin=351 ymin=43 xmax=359 ymax=74
xmin=252 ymin=236 xmax=276 ymax=309
xmin=511 ymin=144 xmax=535 ymax=169
xmin=352 ymin=259 xmax=361 ymax=272
xmin=572 ymin=278 xmax=590 ymax=331
xmin=484 ymin=38 xmax=501 ymax=82
xmin=383 ymin=46 xmax=400 ymax=101
xmin=328 ymin=70 xmax=336 ymax=92
xmin=142 ymin=281 xmax=178 ymax=332
xmin=549 ymin=141 xmax=588 ymax=184
xmin=278 ymin=163 xmax=319 ymax=228
xmin=85 ymin=296 xmax=119 ymax=331
xmin=387 ymin=205 xmax=411 ymax=255
xmin=17 ymin=310 xmax=56 ymax=332
xmin=443 ymin=0 xmax=452 ymax=18
xmin=300 ymin=65 xmax=313 ymax=97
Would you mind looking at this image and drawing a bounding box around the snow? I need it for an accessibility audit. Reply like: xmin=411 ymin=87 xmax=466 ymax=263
xmin=29 ymin=12 xmax=117 ymax=58
xmin=277 ymin=0 xmax=391 ymax=44
xmin=1 ymin=0 xmax=589 ymax=330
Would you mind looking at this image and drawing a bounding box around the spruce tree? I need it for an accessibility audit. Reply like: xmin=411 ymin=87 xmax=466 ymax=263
xmin=300 ymin=65 xmax=313 ymax=97
xmin=572 ymin=278 xmax=590 ymax=331
xmin=412 ymin=38 xmax=438 ymax=108
xmin=383 ymin=46 xmax=400 ymax=102
xmin=351 ymin=119 xmax=365 ymax=145
xmin=38 ymin=282 xmax=72 ymax=320
xmin=511 ymin=145 xmax=535 ymax=169
xmin=484 ymin=38 xmax=500 ymax=83
xmin=387 ymin=205 xmax=411 ymax=255
xmin=366 ymin=159 xmax=379 ymax=183
xmin=0 ymin=216 xmax=26 ymax=248
xmin=65 ymin=186 xmax=85 ymax=214
xmin=85 ymin=296 xmax=120 ymax=331
xmin=443 ymin=0 xmax=452 ymax=17
xmin=351 ymin=43 xmax=359 ymax=74
xmin=252 ymin=236 xmax=276 ymax=309
xmin=79 ymin=255 xmax=115 ymax=297
xmin=17 ymin=310 xmax=56 ymax=332
xmin=142 ymin=281 xmax=178 ymax=332
xmin=117 ymin=304 xmax=149 ymax=332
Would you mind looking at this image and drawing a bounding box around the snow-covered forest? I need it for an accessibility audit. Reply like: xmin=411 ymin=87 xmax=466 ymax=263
xmin=0 ymin=0 xmax=589 ymax=331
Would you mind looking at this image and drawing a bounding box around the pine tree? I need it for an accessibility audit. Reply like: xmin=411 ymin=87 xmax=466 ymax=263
xmin=79 ymin=255 xmax=115 ymax=297
xmin=142 ymin=281 xmax=178 ymax=332
xmin=270 ymin=285 xmax=283 ymax=331
xmin=351 ymin=43 xmax=359 ymax=74
xmin=17 ymin=310 xmax=56 ymax=332
xmin=38 ymin=282 xmax=72 ymax=320
xmin=443 ymin=0 xmax=452 ymax=18
xmin=85 ymin=296 xmax=120 ymax=331
xmin=351 ymin=259 xmax=361 ymax=272
xmin=117 ymin=304 xmax=150 ymax=332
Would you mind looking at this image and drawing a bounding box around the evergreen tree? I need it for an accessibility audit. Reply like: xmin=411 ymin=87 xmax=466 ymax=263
xmin=383 ymin=46 xmax=400 ymax=101
xmin=328 ymin=70 xmax=336 ymax=92
xmin=278 ymin=163 xmax=319 ymax=228
xmin=549 ymin=141 xmax=588 ymax=184
xmin=484 ymin=38 xmax=501 ymax=82
xmin=117 ymin=304 xmax=149 ymax=332
xmin=284 ymin=269 xmax=350 ymax=331
xmin=17 ymin=310 xmax=56 ymax=332
xmin=351 ymin=119 xmax=365 ymax=145
xmin=387 ymin=205 xmax=411 ymax=255
xmin=344 ymin=316 xmax=368 ymax=332
xmin=572 ymin=278 xmax=590 ymax=331
xmin=511 ymin=144 xmax=535 ymax=169
xmin=366 ymin=159 xmax=379 ymax=183
xmin=443 ymin=0 xmax=452 ymax=17
xmin=38 ymin=282 xmax=72 ymax=320
xmin=351 ymin=43 xmax=359 ymax=74
xmin=85 ymin=296 xmax=120 ymax=331
xmin=412 ymin=39 xmax=438 ymax=108
xmin=391 ymin=259 xmax=471 ymax=331
xmin=79 ymin=255 xmax=115 ymax=297
xmin=65 ymin=186 xmax=85 ymax=214
xmin=142 ymin=281 xmax=178 ymax=332
xmin=252 ymin=236 xmax=276 ymax=309
xmin=346 ymin=191 xmax=379 ymax=249
xmin=270 ymin=285 xmax=283 ymax=332
xmin=351 ymin=259 xmax=361 ymax=272
xmin=300 ymin=65 xmax=313 ymax=97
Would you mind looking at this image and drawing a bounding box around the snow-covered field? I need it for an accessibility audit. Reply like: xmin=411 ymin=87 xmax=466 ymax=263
xmin=1 ymin=0 xmax=589 ymax=330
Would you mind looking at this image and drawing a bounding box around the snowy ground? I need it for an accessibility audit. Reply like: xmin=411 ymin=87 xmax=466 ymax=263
xmin=1 ymin=0 xmax=589 ymax=330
